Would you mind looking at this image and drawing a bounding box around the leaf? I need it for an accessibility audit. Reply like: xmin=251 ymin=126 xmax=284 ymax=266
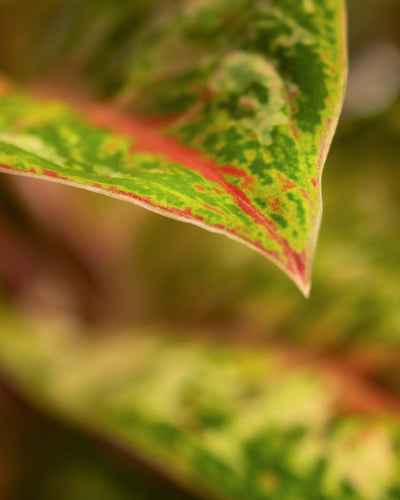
xmin=1 ymin=311 xmax=400 ymax=500
xmin=0 ymin=0 xmax=347 ymax=295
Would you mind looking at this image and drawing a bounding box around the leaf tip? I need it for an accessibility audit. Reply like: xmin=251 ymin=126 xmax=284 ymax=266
xmin=301 ymin=281 xmax=311 ymax=299
xmin=291 ymin=269 xmax=311 ymax=298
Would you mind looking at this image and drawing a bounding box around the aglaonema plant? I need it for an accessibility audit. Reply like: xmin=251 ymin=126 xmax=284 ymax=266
xmin=4 ymin=3 xmax=400 ymax=500
xmin=0 ymin=0 xmax=347 ymax=296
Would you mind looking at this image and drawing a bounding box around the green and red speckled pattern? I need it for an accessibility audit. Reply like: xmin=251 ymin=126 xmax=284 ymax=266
xmin=0 ymin=0 xmax=347 ymax=295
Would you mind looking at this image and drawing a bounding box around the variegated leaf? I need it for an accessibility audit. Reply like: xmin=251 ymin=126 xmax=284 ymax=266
xmin=0 ymin=0 xmax=347 ymax=294
xmin=0 ymin=312 xmax=399 ymax=500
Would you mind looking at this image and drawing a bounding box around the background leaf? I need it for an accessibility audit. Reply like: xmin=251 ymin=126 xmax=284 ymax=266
xmin=1 ymin=310 xmax=400 ymax=500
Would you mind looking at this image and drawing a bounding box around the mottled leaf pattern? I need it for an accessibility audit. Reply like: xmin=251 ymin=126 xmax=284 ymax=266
xmin=0 ymin=314 xmax=400 ymax=500
xmin=0 ymin=0 xmax=347 ymax=294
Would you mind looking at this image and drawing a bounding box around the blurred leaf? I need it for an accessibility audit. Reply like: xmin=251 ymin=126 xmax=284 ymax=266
xmin=0 ymin=401 xmax=195 ymax=500
xmin=1 ymin=310 xmax=400 ymax=500
xmin=0 ymin=0 xmax=347 ymax=294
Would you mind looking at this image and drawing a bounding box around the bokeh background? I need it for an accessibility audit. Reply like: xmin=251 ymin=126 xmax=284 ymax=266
xmin=0 ymin=0 xmax=400 ymax=499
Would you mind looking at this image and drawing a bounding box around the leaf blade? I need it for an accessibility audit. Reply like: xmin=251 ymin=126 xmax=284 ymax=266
xmin=0 ymin=0 xmax=347 ymax=294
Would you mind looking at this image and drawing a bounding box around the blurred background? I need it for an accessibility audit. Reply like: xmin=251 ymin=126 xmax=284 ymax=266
xmin=0 ymin=0 xmax=400 ymax=499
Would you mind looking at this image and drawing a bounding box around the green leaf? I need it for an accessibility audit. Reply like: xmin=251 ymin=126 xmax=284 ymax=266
xmin=1 ymin=311 xmax=400 ymax=500
xmin=0 ymin=0 xmax=347 ymax=294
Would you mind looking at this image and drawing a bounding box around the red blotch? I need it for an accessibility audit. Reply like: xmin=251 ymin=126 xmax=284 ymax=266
xmin=202 ymin=204 xmax=225 ymax=216
xmin=300 ymin=189 xmax=309 ymax=201
xmin=276 ymin=172 xmax=296 ymax=192
xmin=219 ymin=165 xmax=254 ymax=190
xmin=41 ymin=169 xmax=68 ymax=181
xmin=289 ymin=122 xmax=299 ymax=141
xmin=269 ymin=196 xmax=281 ymax=213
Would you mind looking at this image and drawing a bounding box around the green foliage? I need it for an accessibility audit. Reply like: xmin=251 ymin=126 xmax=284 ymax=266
xmin=1 ymin=310 xmax=400 ymax=500
xmin=0 ymin=0 xmax=347 ymax=294
xmin=1 ymin=2 xmax=400 ymax=500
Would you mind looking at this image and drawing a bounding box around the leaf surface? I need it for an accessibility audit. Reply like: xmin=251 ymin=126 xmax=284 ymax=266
xmin=0 ymin=0 xmax=347 ymax=294
xmin=1 ymin=312 xmax=400 ymax=500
